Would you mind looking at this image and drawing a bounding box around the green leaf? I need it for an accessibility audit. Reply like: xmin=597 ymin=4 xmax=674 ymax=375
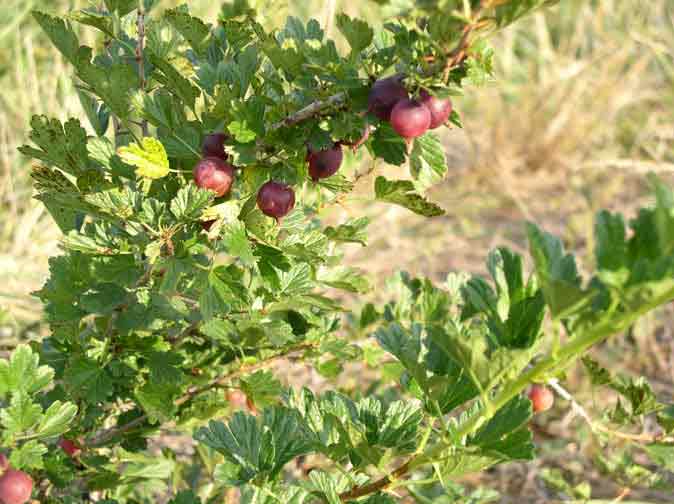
xmin=280 ymin=264 xmax=313 ymax=296
xmin=323 ymin=217 xmax=369 ymax=246
xmin=336 ymin=13 xmax=373 ymax=53
xmin=30 ymin=166 xmax=84 ymax=232
xmin=199 ymin=267 xmax=249 ymax=320
xmin=429 ymin=322 xmax=535 ymax=394
xmin=77 ymin=89 xmax=110 ymax=137
xmin=74 ymin=47 xmax=138 ymax=119
xmin=194 ymin=408 xmax=311 ymax=485
xmin=32 ymin=11 xmax=80 ymax=65
xmin=374 ymin=176 xmax=445 ymax=217
xmin=240 ymin=485 xmax=310 ymax=504
xmin=377 ymin=400 xmax=423 ymax=449
xmin=0 ymin=345 xmax=54 ymax=399
xmin=64 ymin=357 xmax=114 ymax=403
xmin=135 ymin=382 xmax=179 ymax=423
xmin=169 ymin=490 xmax=202 ymax=504
xmin=165 ymin=8 xmax=212 ymax=55
xmin=410 ymin=132 xmax=448 ymax=191
xmin=527 ymin=223 xmax=590 ymax=318
xmin=0 ymin=394 xmax=42 ymax=439
xmin=118 ymin=137 xmax=170 ymax=179
xmin=581 ymin=357 xmax=662 ymax=419
xmin=79 ymin=283 xmax=127 ymax=314
xmin=493 ymin=0 xmax=560 ymax=27
xmin=375 ymin=323 xmax=425 ymax=388
xmin=104 ymin=0 xmax=137 ymax=16
xmin=36 ymin=401 xmax=78 ymax=437
xmin=222 ymin=221 xmax=256 ymax=267
xmin=307 ymin=471 xmax=349 ymax=504
xmin=470 ymin=396 xmax=534 ymax=460
xmin=318 ymin=267 xmax=370 ymax=293
xmin=657 ymin=404 xmax=674 ymax=433
xmin=18 ymin=116 xmax=89 ymax=176
xmin=148 ymin=53 xmax=200 ymax=109
xmin=8 ymin=440 xmax=47 ymax=470
xmin=643 ymin=443 xmax=674 ymax=472
xmin=227 ymin=120 xmax=257 ymax=143
xmin=69 ymin=9 xmax=114 ymax=37
xmin=370 ymin=123 xmax=406 ymax=166
xmin=147 ymin=352 xmax=183 ymax=386
xmin=170 ymin=184 xmax=213 ymax=221
xmin=237 ymin=319 xmax=295 ymax=347
xmin=595 ymin=211 xmax=628 ymax=273
xmin=239 ymin=371 xmax=283 ymax=408
xmin=121 ymin=453 xmax=175 ymax=479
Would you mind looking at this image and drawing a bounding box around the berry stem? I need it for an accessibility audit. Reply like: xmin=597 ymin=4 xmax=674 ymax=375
xmin=87 ymin=342 xmax=317 ymax=446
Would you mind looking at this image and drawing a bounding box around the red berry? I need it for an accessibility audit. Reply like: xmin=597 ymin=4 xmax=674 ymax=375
xmin=193 ymin=157 xmax=235 ymax=197
xmin=307 ymin=143 xmax=343 ymax=181
xmin=59 ymin=438 xmax=80 ymax=457
xmin=528 ymin=384 xmax=554 ymax=413
xmin=0 ymin=469 xmax=33 ymax=504
xmin=226 ymin=390 xmax=248 ymax=409
xmin=368 ymin=76 xmax=409 ymax=121
xmin=419 ymin=89 xmax=452 ymax=129
xmin=201 ymin=133 xmax=228 ymax=160
xmin=390 ymin=98 xmax=432 ymax=139
xmin=257 ymin=181 xmax=295 ymax=220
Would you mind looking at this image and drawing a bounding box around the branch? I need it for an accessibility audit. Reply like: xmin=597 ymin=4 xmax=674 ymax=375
xmin=269 ymin=92 xmax=348 ymax=132
xmin=547 ymin=379 xmax=674 ymax=445
xmin=136 ymin=2 xmax=149 ymax=137
xmin=338 ymin=291 xmax=674 ymax=501
xmin=88 ymin=342 xmax=316 ymax=447
xmin=269 ymin=7 xmax=488 ymax=133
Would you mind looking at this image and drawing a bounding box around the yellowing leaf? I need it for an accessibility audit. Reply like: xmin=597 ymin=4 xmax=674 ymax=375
xmin=118 ymin=137 xmax=170 ymax=179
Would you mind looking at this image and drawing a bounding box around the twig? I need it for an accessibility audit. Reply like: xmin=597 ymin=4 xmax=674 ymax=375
xmin=338 ymin=461 xmax=411 ymax=501
xmin=88 ymin=342 xmax=316 ymax=446
xmin=269 ymin=92 xmax=348 ymax=131
xmin=136 ymin=2 xmax=149 ymax=137
xmin=547 ymin=379 xmax=674 ymax=445
xmin=268 ymin=5 xmax=488 ymax=134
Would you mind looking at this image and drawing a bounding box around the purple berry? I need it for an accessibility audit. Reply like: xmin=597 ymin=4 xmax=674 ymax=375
xmin=257 ymin=181 xmax=295 ymax=220
xmin=419 ymin=90 xmax=452 ymax=129
xmin=367 ymin=76 xmax=409 ymax=121
xmin=307 ymin=143 xmax=343 ymax=181
xmin=201 ymin=220 xmax=216 ymax=231
xmin=193 ymin=157 xmax=235 ymax=197
xmin=201 ymin=133 xmax=228 ymax=160
xmin=390 ymin=98 xmax=431 ymax=139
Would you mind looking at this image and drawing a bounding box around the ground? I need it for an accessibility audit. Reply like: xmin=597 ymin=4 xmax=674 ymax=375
xmin=1 ymin=0 xmax=673 ymax=501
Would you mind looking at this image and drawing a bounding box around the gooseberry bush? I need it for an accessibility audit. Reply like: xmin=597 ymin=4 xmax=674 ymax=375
xmin=4 ymin=0 xmax=674 ymax=502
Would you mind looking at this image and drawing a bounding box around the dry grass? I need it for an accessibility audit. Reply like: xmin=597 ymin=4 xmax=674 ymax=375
xmin=1 ymin=0 xmax=673 ymax=500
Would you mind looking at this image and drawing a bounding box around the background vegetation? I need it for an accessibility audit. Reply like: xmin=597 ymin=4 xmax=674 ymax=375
xmin=1 ymin=0 xmax=673 ymax=501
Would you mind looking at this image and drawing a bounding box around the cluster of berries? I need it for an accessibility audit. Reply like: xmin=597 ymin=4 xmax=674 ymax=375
xmin=367 ymin=76 xmax=452 ymax=140
xmin=192 ymin=77 xmax=452 ymax=223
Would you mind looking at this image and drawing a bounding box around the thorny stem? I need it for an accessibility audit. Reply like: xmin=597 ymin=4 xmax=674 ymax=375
xmin=136 ymin=2 xmax=149 ymax=137
xmin=88 ymin=342 xmax=317 ymax=446
xmin=548 ymin=379 xmax=674 ymax=445
xmin=336 ymin=287 xmax=674 ymax=501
